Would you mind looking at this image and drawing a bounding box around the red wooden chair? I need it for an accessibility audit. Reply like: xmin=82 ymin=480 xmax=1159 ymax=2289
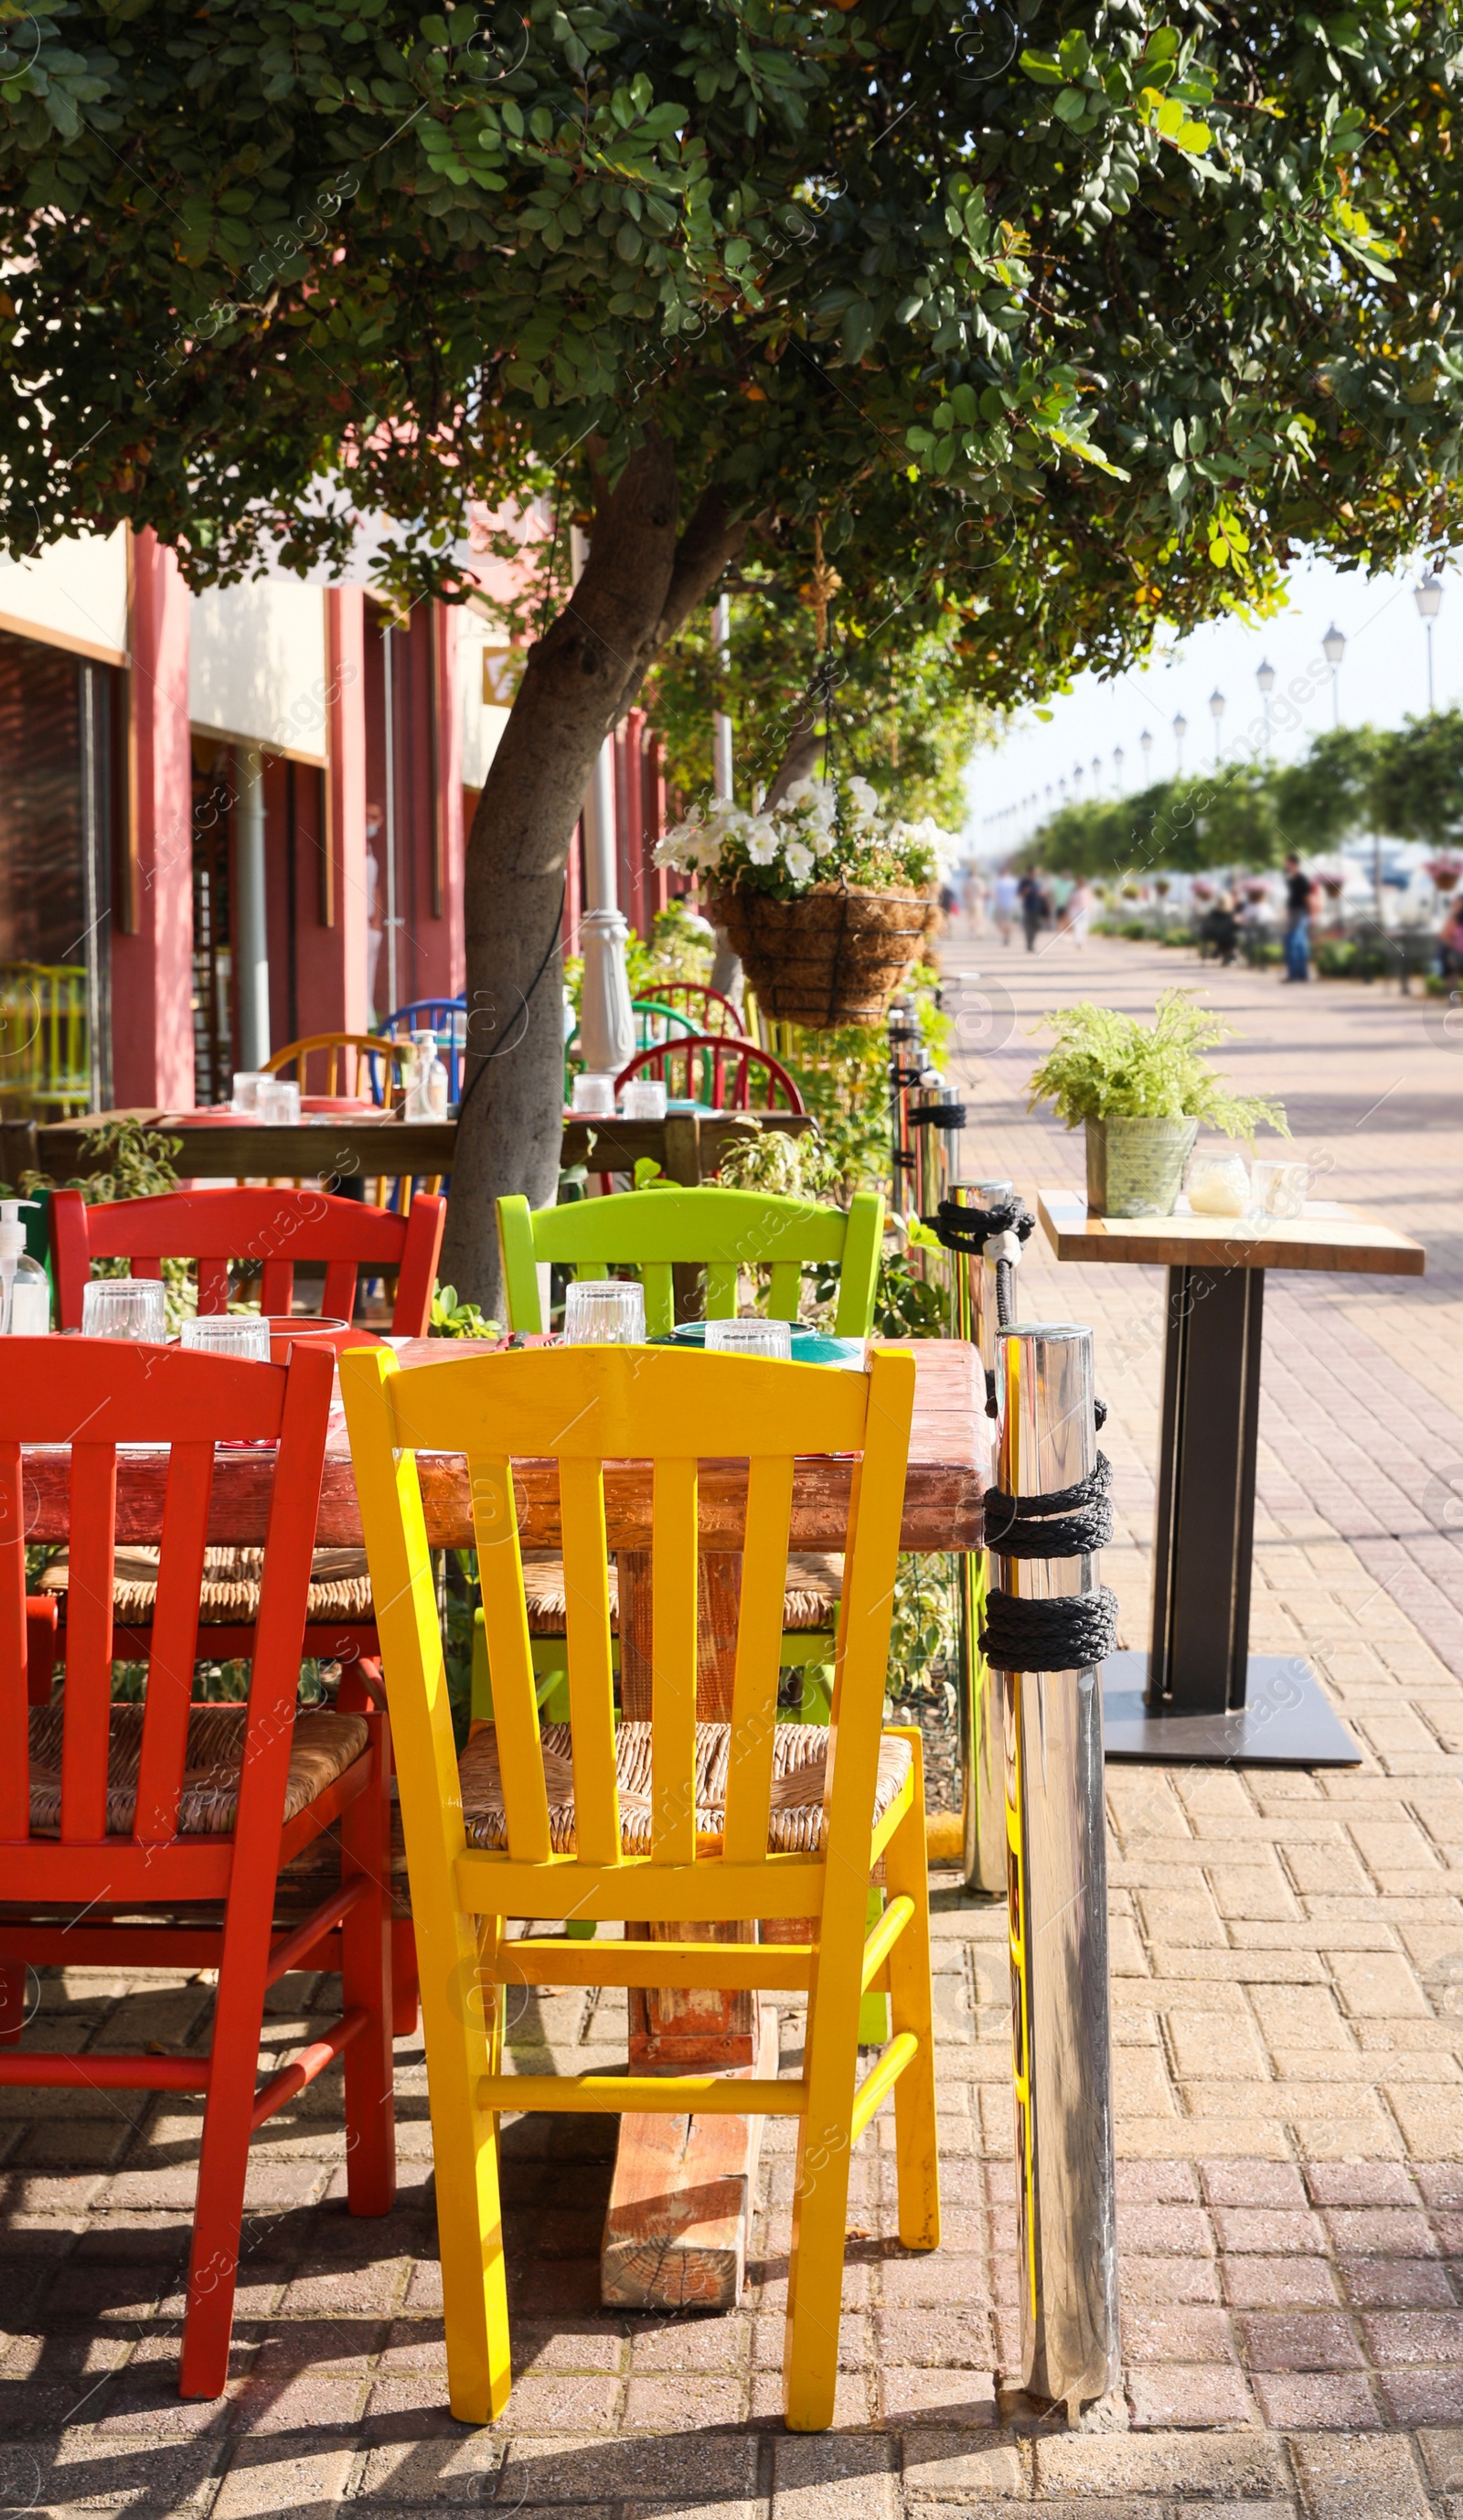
xmin=48 ymin=1186 xmax=445 ymax=2037
xmin=614 ymin=1033 xmax=806 ymax=1114
xmin=50 ymin=1184 xmax=444 ymax=1336
xmin=644 ymin=980 xmax=746 ymax=1038
xmin=0 ymin=1339 xmax=395 ymax=2397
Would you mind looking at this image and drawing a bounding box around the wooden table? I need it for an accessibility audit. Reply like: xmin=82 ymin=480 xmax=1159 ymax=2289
xmin=1038 ymin=1190 xmax=1425 ymax=1766
xmin=11 ymin=1106 xmax=810 ymax=1197
xmin=23 ymin=1336 xmax=986 ymax=2312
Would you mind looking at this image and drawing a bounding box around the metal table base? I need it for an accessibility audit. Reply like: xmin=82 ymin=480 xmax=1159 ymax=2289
xmin=1103 ymin=1652 xmax=1360 ymax=1767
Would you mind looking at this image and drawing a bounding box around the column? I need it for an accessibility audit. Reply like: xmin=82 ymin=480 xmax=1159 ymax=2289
xmin=112 ymin=531 xmax=195 ymax=1109
xmin=303 ymin=589 xmax=370 ymax=1036
xmin=235 ymin=748 xmax=270 ymax=1071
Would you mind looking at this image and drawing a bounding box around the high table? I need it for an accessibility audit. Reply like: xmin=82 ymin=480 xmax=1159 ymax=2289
xmin=1037 ymin=1190 xmax=1425 ymax=1766
xmin=10 ymin=1106 xmax=810 ymax=1197
xmin=22 ymin=1335 xmax=986 ymax=2311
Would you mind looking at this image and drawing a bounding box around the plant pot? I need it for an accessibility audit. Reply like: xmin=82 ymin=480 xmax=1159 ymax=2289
xmin=1085 ymin=1116 xmax=1199 ymax=1218
xmin=711 ymin=881 xmax=938 ymax=1029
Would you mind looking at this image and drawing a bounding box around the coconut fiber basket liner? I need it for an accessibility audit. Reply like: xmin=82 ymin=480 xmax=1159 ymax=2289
xmin=712 ymin=881 xmax=938 ymax=1029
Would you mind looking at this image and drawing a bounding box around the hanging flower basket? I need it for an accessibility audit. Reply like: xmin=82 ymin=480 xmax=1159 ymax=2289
xmin=657 ymin=775 xmax=956 ymax=1032
xmin=711 ymin=879 xmax=939 ymax=1029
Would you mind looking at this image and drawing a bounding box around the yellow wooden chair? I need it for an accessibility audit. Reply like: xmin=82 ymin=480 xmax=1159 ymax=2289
xmin=340 ymin=1340 xmax=939 ymax=2433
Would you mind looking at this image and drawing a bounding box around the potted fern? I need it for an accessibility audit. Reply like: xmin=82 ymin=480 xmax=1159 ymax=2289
xmin=1027 ymin=990 xmax=1288 ymax=1218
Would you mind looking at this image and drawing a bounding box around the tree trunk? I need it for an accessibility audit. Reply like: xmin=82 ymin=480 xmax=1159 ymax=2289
xmin=441 ymin=437 xmax=749 ymax=1316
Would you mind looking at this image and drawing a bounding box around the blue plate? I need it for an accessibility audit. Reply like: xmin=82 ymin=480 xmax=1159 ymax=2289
xmin=653 ymin=1323 xmax=865 ymax=1368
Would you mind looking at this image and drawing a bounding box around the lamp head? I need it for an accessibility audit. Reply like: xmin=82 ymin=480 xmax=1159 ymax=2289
xmin=1255 ymin=658 xmax=1276 ymax=696
xmin=1322 ymin=624 xmax=1346 ymax=667
xmin=1173 ymin=712 xmax=1188 ymax=739
xmin=1209 ymin=689 xmax=1226 ymax=720
xmin=1416 ymin=574 xmax=1444 ymax=621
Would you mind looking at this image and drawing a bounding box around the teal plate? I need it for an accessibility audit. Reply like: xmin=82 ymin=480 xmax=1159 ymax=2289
xmin=652 ymin=1323 xmax=865 ymax=1368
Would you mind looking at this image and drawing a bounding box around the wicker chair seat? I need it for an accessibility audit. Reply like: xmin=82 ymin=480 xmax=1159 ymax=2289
xmin=27 ymin=1703 xmax=369 ymax=1838
xmin=519 ymin=1550 xmax=843 ymax=1638
xmin=36 ymin=1546 xmax=376 ymax=1627
xmin=458 ymin=1718 xmax=910 ymax=1858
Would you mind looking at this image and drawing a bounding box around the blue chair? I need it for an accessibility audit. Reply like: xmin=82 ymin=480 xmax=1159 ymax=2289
xmin=376 ymin=998 xmax=468 ymax=1104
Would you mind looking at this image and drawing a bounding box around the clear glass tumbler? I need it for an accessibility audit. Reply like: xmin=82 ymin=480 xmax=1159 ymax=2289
xmin=81 ymin=1278 xmax=167 ymax=1340
xmin=704 ymin=1316 xmax=794 ymax=1359
xmin=1252 ymin=1158 xmax=1309 ymax=1220
xmin=180 ymin=1313 xmax=272 ymax=1360
xmin=230 ymin=1071 xmax=269 ymax=1114
xmin=561 ymin=1279 xmax=646 ymax=1344
xmin=571 ymin=1073 xmax=616 ymax=1117
xmin=620 ymin=1079 xmax=668 ymax=1119
xmin=256 ymin=1078 xmax=302 ymax=1125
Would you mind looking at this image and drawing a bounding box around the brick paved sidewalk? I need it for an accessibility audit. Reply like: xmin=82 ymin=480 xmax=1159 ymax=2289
xmin=7 ymin=931 xmax=1463 ymax=2515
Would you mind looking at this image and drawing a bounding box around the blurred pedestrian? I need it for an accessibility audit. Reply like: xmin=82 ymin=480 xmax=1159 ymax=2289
xmin=1067 ymin=877 xmax=1092 ymax=951
xmin=993 ymin=869 xmax=1020 ymax=946
xmin=1283 ymin=853 xmax=1315 ymax=982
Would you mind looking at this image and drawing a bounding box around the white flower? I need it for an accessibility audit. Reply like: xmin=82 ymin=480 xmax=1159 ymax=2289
xmin=783 ymin=840 xmax=816 ymax=885
xmin=847 ymin=774 xmax=879 ymax=817
xmin=809 ymin=821 xmax=836 ymax=858
xmin=744 ymin=819 xmax=779 ymax=867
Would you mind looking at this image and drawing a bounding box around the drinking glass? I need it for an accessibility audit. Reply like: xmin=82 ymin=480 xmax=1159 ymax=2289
xmin=1252 ymin=1158 xmax=1309 ymax=1221
xmin=562 ymin=1279 xmax=646 ymax=1344
xmin=231 ymin=1071 xmax=269 ymax=1114
xmin=257 ymin=1078 xmax=302 ymax=1125
xmin=180 ymin=1313 xmax=272 ymax=1361
xmin=704 ymin=1316 xmax=793 ymax=1359
xmin=1187 ymin=1153 xmax=1251 ymax=1218
xmin=620 ymin=1079 xmax=668 ymax=1119
xmin=81 ymin=1278 xmax=167 ymax=1340
xmin=571 ymin=1073 xmax=616 ymax=1117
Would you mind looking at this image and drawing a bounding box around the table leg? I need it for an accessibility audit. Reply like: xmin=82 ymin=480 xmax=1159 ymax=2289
xmin=1148 ymin=1262 xmax=1264 ymax=1713
xmin=1102 ymin=1262 xmax=1361 ymax=1767
xmin=603 ymin=1546 xmax=766 ymax=2311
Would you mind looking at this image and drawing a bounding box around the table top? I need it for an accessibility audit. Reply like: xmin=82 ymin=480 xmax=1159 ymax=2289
xmin=20 ymin=1337 xmax=987 ymax=1555
xmin=27 ymin=1107 xmax=809 ymax=1186
xmin=1037 ymin=1188 xmax=1426 ymax=1277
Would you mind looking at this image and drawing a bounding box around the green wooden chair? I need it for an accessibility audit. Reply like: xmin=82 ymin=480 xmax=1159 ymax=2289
xmin=489 ymin=1181 xmax=891 ymax=2013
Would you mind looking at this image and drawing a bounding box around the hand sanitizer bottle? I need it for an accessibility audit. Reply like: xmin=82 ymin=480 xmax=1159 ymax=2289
xmin=0 ymin=1200 xmax=48 ymax=1333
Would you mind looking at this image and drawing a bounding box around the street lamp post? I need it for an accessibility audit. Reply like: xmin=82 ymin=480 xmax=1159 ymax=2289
xmin=1173 ymin=711 xmax=1188 ymax=776
xmin=1255 ymin=658 xmax=1276 ymax=753
xmin=1322 ymin=624 xmax=1346 ymax=729
xmin=1415 ymin=574 xmax=1444 ymax=712
xmin=1114 ymin=745 xmax=1126 ymax=791
xmin=1209 ymin=688 xmax=1226 ymax=765
xmin=1139 ymin=728 xmax=1154 ymax=781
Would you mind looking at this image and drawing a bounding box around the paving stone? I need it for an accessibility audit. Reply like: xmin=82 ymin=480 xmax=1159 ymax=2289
xmin=1251 ymin=2372 xmax=1382 ymax=2429
xmin=1033 ymin=2430 xmax=1287 ymax=2498
xmin=1288 ymin=2430 xmax=1431 ymax=2515
xmin=212 ymin=2440 xmax=358 ymax=2515
xmin=771 ymin=2434 xmax=898 ymax=2517
xmin=900 ymin=2432 xmax=1025 ymax=2499
xmin=497 ymin=2431 xmax=760 ymax=2503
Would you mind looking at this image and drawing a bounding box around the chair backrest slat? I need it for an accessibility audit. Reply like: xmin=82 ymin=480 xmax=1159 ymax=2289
xmin=133 ymin=1441 xmax=215 ymax=1842
xmin=703 ymin=1265 xmax=738 ymax=1319
xmin=641 ymin=1262 xmax=675 ymax=1335
xmin=468 ymin=1452 xmax=551 ymax=1862
xmin=198 ymin=1257 xmax=231 ymax=1315
xmin=60 ymin=1444 xmax=118 ymax=1841
xmin=559 ymin=1458 xmax=620 ymax=1865
xmin=766 ymin=1261 xmax=802 ymax=1319
xmin=322 ymin=1259 xmax=359 ymax=1323
xmin=651 ymin=1457 xmax=699 ymax=1864
xmin=260 ymin=1259 xmax=294 ymax=1316
xmin=723 ymin=1453 xmax=796 ymax=1865
xmin=0 ymin=1441 xmax=29 ymax=1837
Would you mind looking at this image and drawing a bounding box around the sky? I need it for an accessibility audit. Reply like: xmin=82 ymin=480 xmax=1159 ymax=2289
xmin=963 ymin=552 xmax=1450 ymax=863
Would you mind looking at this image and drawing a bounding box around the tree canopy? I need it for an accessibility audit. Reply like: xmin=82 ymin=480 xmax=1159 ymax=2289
xmin=5 ymin=0 xmax=1463 ymax=713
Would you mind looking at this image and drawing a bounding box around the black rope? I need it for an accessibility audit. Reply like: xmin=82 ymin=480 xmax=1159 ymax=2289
xmin=980 ymin=1584 xmax=1120 ymax=1672
xmin=456 ymin=876 xmax=569 ymax=1122
xmin=933 ymin=1194 xmax=1035 ymax=1255
xmin=985 ymin=1453 xmax=1113 ymax=1557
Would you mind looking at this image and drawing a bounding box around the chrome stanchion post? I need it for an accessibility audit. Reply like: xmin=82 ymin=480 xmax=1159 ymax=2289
xmin=994 ymin=1321 xmax=1119 ymax=2419
xmin=948 ymin=1179 xmax=1014 ymax=1896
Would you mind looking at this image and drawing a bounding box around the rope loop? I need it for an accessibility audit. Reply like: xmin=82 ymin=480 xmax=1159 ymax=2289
xmin=979 ymin=1585 xmax=1120 ymax=1672
xmin=985 ymin=1453 xmax=1113 ymax=1558
xmin=933 ymin=1194 xmax=1035 ymax=1256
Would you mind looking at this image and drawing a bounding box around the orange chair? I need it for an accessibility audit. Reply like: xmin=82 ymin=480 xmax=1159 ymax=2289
xmin=614 ymin=1033 xmax=805 ymax=1113
xmin=0 ymin=1338 xmax=396 ymax=2397
xmin=644 ymin=980 xmax=746 ymax=1037
xmin=262 ymin=1030 xmax=407 ymax=1109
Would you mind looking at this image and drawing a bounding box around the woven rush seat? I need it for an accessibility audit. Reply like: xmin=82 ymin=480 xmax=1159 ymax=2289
xmin=519 ymin=1550 xmax=844 ymax=1638
xmin=459 ymin=1718 xmax=911 ymax=1857
xmin=36 ymin=1545 xmax=376 ymax=1627
xmin=27 ymin=1703 xmax=369 ymax=1838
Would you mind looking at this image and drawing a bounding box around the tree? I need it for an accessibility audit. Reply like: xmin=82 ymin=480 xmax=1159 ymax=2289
xmin=6 ymin=3 xmax=1463 ymax=1303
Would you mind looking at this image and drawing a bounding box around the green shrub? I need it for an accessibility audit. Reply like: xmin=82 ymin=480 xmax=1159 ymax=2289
xmin=1027 ymin=989 xmax=1289 ymax=1137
